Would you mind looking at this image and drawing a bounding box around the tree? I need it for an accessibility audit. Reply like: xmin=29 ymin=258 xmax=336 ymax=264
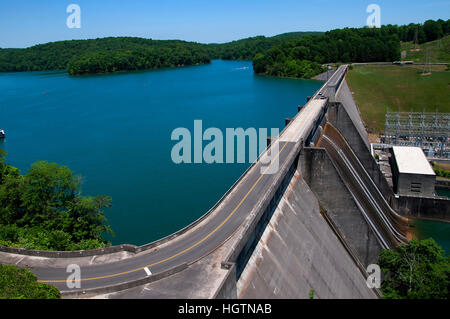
xmin=0 ymin=264 xmax=60 ymax=299
xmin=418 ymin=27 xmax=427 ymax=44
xmin=423 ymin=20 xmax=443 ymax=42
xmin=378 ymin=238 xmax=450 ymax=299
xmin=252 ymin=53 xmax=269 ymax=74
xmin=0 ymin=149 xmax=113 ymax=251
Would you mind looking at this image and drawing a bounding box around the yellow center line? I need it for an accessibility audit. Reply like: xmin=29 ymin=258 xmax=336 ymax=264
xmin=40 ymin=141 xmax=290 ymax=283
xmin=40 ymin=98 xmax=319 ymax=284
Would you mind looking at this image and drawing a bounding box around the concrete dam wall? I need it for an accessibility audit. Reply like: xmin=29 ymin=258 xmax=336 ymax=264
xmin=327 ymin=100 xmax=394 ymax=202
xmin=319 ymin=124 xmax=410 ymax=246
xmin=299 ymin=146 xmax=383 ymax=266
xmin=236 ymin=167 xmax=378 ymax=299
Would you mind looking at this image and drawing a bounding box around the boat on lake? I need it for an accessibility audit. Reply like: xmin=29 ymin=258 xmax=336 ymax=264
xmin=0 ymin=129 xmax=5 ymax=138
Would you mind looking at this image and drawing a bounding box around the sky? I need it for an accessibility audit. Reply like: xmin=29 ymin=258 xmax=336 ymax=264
xmin=0 ymin=0 xmax=449 ymax=48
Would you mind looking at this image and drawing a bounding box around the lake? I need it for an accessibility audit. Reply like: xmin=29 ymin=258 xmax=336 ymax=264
xmin=0 ymin=60 xmax=323 ymax=245
xmin=413 ymin=188 xmax=450 ymax=255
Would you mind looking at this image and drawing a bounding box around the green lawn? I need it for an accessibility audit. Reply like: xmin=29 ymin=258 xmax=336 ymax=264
xmin=346 ymin=65 xmax=450 ymax=134
xmin=401 ymin=35 xmax=450 ymax=63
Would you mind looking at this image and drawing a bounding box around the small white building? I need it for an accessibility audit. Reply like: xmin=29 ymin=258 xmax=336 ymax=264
xmin=390 ymin=146 xmax=436 ymax=196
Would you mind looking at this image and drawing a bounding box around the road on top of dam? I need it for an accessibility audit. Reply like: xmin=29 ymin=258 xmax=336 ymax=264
xmin=33 ymin=138 xmax=295 ymax=291
xmin=31 ymin=66 xmax=347 ymax=292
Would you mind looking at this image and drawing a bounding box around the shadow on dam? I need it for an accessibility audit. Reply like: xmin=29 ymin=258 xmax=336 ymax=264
xmin=234 ymin=154 xmax=298 ymax=280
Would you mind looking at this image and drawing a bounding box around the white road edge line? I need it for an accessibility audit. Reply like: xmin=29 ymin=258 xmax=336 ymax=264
xmin=144 ymin=267 xmax=152 ymax=276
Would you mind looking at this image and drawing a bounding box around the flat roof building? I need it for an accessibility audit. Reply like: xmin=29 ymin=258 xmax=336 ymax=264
xmin=390 ymin=146 xmax=436 ymax=196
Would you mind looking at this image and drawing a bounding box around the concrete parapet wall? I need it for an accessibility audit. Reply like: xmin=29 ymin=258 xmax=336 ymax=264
xmin=392 ymin=195 xmax=450 ymax=222
xmin=0 ymin=244 xmax=138 ymax=258
xmin=213 ymin=262 xmax=237 ymax=299
xmin=222 ymin=141 xmax=302 ymax=267
xmin=61 ymin=263 xmax=188 ymax=298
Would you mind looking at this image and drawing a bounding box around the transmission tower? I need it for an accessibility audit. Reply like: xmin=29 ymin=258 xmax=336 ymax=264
xmin=413 ymin=26 xmax=419 ymax=50
xmin=422 ymin=47 xmax=432 ymax=75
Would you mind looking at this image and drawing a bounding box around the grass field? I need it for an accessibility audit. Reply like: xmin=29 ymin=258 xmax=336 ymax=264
xmin=433 ymin=161 xmax=450 ymax=171
xmin=346 ymin=65 xmax=450 ymax=134
xmin=401 ymin=35 xmax=450 ymax=63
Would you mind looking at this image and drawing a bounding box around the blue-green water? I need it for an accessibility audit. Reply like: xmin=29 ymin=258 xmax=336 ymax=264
xmin=414 ymin=219 xmax=450 ymax=255
xmin=414 ymin=189 xmax=450 ymax=256
xmin=0 ymin=60 xmax=322 ymax=245
xmin=436 ymin=188 xmax=450 ymax=198
xmin=414 ymin=188 xmax=450 ymax=255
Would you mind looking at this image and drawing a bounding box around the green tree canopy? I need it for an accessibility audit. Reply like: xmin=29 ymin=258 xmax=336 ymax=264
xmin=0 ymin=149 xmax=112 ymax=251
xmin=378 ymin=238 xmax=450 ymax=299
xmin=0 ymin=264 xmax=60 ymax=299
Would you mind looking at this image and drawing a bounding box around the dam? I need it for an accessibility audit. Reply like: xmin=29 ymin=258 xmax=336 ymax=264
xmin=1 ymin=65 xmax=444 ymax=298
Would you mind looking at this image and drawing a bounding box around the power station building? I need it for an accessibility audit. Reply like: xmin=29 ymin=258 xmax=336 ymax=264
xmin=390 ymin=146 xmax=436 ymax=196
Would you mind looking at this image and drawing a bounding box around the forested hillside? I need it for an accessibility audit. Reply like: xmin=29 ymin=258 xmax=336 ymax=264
xmin=253 ymin=27 xmax=401 ymax=78
xmin=0 ymin=32 xmax=319 ymax=75
xmin=0 ymin=37 xmax=212 ymax=75
xmin=0 ymin=19 xmax=448 ymax=78
xmin=66 ymin=39 xmax=211 ymax=75
xmin=209 ymin=32 xmax=323 ymax=60
xmin=252 ymin=19 xmax=450 ymax=78
xmin=396 ymin=19 xmax=450 ymax=43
